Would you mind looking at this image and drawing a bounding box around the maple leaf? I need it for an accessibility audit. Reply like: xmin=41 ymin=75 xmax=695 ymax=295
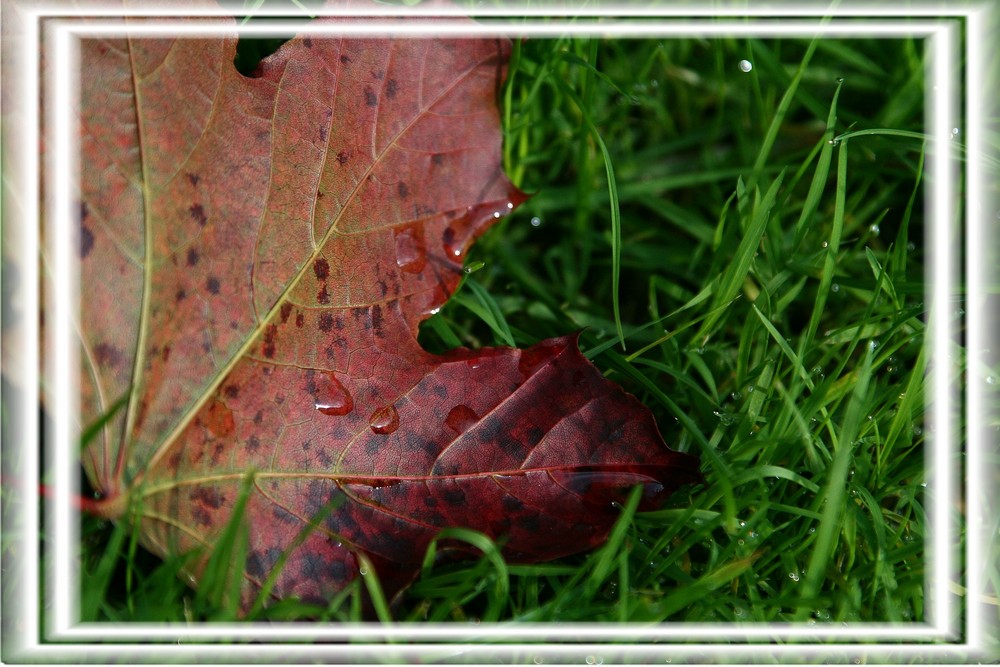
xmin=78 ymin=28 xmax=701 ymax=609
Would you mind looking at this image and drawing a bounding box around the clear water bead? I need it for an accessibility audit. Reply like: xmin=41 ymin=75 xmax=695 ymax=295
xmin=738 ymin=59 xmax=753 ymax=72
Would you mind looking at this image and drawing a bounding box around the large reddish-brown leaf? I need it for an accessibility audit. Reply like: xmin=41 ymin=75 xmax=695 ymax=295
xmin=78 ymin=25 xmax=700 ymax=608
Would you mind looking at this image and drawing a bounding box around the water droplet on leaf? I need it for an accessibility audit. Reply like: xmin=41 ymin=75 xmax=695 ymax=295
xmin=738 ymin=59 xmax=752 ymax=72
xmin=530 ymin=216 xmax=542 ymax=227
xmin=315 ymin=372 xmax=354 ymax=416
xmin=369 ymin=404 xmax=400 ymax=434
xmin=394 ymin=225 xmax=427 ymax=274
xmin=445 ymin=404 xmax=479 ymax=433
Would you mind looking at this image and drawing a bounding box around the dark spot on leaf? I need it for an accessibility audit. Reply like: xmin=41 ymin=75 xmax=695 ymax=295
xmin=80 ymin=224 xmax=94 ymax=258
xmin=431 ymin=153 xmax=445 ymax=166
xmin=262 ymin=323 xmax=277 ymax=358
xmin=521 ymin=514 xmax=541 ymax=532
xmin=370 ymin=304 xmax=383 ymax=336
xmin=223 ymin=384 xmax=239 ymax=399
xmin=442 ymin=487 xmax=466 ymax=505
xmin=272 ymin=505 xmax=298 ymax=525
xmin=253 ymin=410 xmax=263 ymax=425
xmin=192 ymin=506 xmax=211 ymax=526
xmin=397 ymin=182 xmax=408 ymax=199
xmin=319 ymin=124 xmax=327 ymax=142
xmin=186 ymin=247 xmax=199 ymax=266
xmin=340 ymin=54 xmax=351 ymax=64
xmin=247 ymin=547 xmax=282 ymax=579
xmin=299 ymin=550 xmax=327 ymax=580
xmin=186 ymin=172 xmax=200 ymax=186
xmin=303 ymin=36 xmax=312 ymax=48
xmin=94 ymin=343 xmax=124 ymax=368
xmin=161 ymin=345 xmax=171 ymax=362
xmin=377 ymin=280 xmax=388 ymax=297
xmin=317 ymin=190 xmax=324 ymax=198
xmin=386 ymin=79 xmax=398 ymax=99
xmin=364 ymin=87 xmax=377 ymax=107
xmin=502 ymin=495 xmax=524 ymax=512
xmin=206 ymin=276 xmax=220 ymax=294
xmin=295 ymin=311 xmax=305 ymax=328
xmin=280 ymin=302 xmax=292 ymax=323
xmin=191 ymin=487 xmax=225 ymax=509
xmin=498 ymin=435 xmax=527 ymax=459
xmin=336 ymin=151 xmax=349 ymax=165
xmin=317 ymin=284 xmax=330 ymax=304
xmin=247 ymin=434 xmax=261 ymax=452
xmin=189 ymin=203 xmax=207 ymax=226
xmin=175 ymin=288 xmax=186 ymax=302
xmin=304 ymin=479 xmax=334 ymax=517
xmin=313 ymin=258 xmax=330 ymax=280
xmin=211 ymin=443 xmax=225 ymax=463
xmin=317 ymin=450 xmax=333 ymax=467
xmin=318 ymin=312 xmax=334 ymax=332
xmin=372 ymin=69 xmax=384 ymax=80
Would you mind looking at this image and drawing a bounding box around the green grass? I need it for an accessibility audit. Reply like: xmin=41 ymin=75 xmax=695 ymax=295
xmin=77 ymin=30 xmax=941 ymax=630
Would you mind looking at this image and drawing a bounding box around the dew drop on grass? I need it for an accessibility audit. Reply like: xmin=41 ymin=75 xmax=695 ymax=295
xmin=831 ymin=283 xmax=840 ymax=293
xmin=907 ymin=241 xmax=916 ymax=252
xmin=789 ymin=572 xmax=800 ymax=582
xmin=359 ymin=565 xmax=369 ymax=576
xmin=530 ymin=216 xmax=542 ymax=227
xmin=738 ymin=59 xmax=753 ymax=72
xmin=462 ymin=260 xmax=485 ymax=275
xmin=836 ymin=77 xmax=845 ymax=83
xmin=987 ymin=375 xmax=997 ymax=385
xmin=821 ymin=241 xmax=829 ymax=248
xmin=869 ymin=223 xmax=880 ymax=235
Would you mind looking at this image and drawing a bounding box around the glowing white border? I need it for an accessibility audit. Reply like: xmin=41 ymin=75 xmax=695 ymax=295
xmin=4 ymin=0 xmax=990 ymax=662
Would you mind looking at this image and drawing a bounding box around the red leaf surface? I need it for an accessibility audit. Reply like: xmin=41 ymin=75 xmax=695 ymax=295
xmin=78 ymin=26 xmax=700 ymax=608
